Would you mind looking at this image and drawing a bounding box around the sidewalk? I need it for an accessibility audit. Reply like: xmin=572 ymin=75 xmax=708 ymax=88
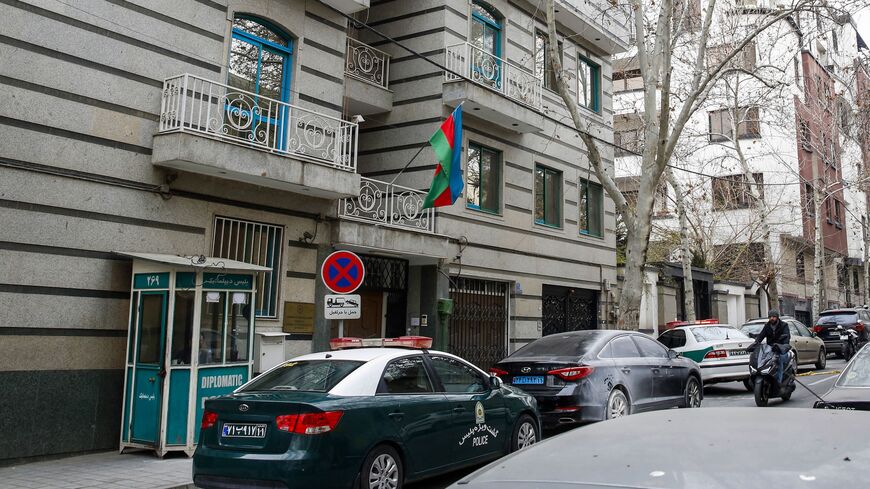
xmin=0 ymin=450 xmax=194 ymax=489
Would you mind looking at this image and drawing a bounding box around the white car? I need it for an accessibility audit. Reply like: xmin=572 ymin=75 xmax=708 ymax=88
xmin=658 ymin=324 xmax=754 ymax=389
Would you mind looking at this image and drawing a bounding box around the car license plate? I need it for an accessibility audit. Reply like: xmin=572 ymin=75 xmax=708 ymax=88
xmin=222 ymin=423 xmax=267 ymax=438
xmin=512 ymin=376 xmax=545 ymax=385
xmin=729 ymin=350 xmax=749 ymax=357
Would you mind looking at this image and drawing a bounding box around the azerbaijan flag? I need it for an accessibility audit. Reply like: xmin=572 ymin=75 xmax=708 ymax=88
xmin=422 ymin=105 xmax=463 ymax=208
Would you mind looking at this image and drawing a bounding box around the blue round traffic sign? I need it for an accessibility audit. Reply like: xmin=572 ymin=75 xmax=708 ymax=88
xmin=321 ymin=251 xmax=365 ymax=294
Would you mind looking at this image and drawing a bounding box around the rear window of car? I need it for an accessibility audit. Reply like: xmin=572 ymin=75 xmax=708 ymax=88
xmin=741 ymin=324 xmax=763 ymax=335
xmin=818 ymin=312 xmax=858 ymax=324
xmin=836 ymin=350 xmax=870 ymax=387
xmin=240 ymin=360 xmax=363 ymax=392
xmin=511 ymin=333 xmax=601 ymax=358
xmin=691 ymin=326 xmax=749 ymax=342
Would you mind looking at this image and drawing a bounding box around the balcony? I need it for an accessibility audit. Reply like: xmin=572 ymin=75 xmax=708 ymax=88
xmin=152 ymin=74 xmax=360 ymax=198
xmin=344 ymin=38 xmax=393 ymax=115
xmin=319 ymin=0 xmax=369 ymax=14
xmin=335 ymin=178 xmax=450 ymax=260
xmin=555 ymin=0 xmax=631 ymax=54
xmin=444 ymin=42 xmax=544 ymax=133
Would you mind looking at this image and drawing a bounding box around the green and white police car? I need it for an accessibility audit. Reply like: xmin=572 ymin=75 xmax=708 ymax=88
xmin=658 ymin=322 xmax=754 ymax=388
xmin=192 ymin=336 xmax=540 ymax=489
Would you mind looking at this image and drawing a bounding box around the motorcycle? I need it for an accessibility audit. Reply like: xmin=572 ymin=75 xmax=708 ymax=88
xmin=748 ymin=343 xmax=796 ymax=407
xmin=837 ymin=325 xmax=860 ymax=361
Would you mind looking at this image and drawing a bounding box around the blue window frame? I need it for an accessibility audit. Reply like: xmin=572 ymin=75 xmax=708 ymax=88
xmin=470 ymin=2 xmax=502 ymax=88
xmin=227 ymin=16 xmax=294 ymax=148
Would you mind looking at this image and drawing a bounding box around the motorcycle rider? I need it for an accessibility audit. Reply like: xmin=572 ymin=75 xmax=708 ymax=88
xmin=752 ymin=309 xmax=792 ymax=384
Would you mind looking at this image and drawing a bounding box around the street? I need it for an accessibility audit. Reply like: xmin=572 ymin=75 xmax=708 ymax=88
xmin=409 ymin=358 xmax=848 ymax=489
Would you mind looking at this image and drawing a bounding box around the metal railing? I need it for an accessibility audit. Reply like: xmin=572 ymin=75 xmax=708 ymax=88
xmin=339 ymin=177 xmax=435 ymax=234
xmin=159 ymin=74 xmax=358 ymax=172
xmin=345 ymin=38 xmax=391 ymax=89
xmin=444 ymin=42 xmax=543 ymax=110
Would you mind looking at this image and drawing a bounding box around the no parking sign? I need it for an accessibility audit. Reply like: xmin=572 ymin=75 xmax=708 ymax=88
xmin=321 ymin=251 xmax=365 ymax=294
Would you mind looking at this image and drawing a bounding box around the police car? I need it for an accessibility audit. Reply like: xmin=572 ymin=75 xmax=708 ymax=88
xmin=192 ymin=336 xmax=540 ymax=489
xmin=657 ymin=321 xmax=754 ymax=388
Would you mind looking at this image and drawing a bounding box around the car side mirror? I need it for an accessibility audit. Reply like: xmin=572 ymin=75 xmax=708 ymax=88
xmin=489 ymin=375 xmax=503 ymax=389
xmin=668 ymin=349 xmax=680 ymax=359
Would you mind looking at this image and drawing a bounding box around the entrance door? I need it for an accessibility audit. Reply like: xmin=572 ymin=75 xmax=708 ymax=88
xmin=342 ymin=290 xmax=384 ymax=338
xmin=542 ymin=285 xmax=598 ymax=336
xmin=449 ymin=278 xmax=508 ymax=369
xmin=131 ymin=292 xmax=168 ymax=444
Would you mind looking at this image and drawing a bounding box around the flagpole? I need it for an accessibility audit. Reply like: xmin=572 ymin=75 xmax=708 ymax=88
xmin=388 ymin=101 xmax=466 ymax=186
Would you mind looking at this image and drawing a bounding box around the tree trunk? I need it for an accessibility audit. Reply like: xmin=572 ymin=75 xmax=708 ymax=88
xmin=619 ymin=221 xmax=652 ymax=330
xmin=812 ymin=162 xmax=825 ymax=322
xmin=864 ymin=216 xmax=869 ymax=306
xmin=666 ymin=170 xmax=696 ymax=321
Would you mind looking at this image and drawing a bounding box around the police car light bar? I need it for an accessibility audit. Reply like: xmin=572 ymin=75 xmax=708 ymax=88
xmin=329 ymin=336 xmax=434 ymax=350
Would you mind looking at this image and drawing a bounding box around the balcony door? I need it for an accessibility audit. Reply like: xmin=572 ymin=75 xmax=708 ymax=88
xmin=470 ymin=2 xmax=502 ymax=89
xmin=227 ymin=16 xmax=293 ymax=150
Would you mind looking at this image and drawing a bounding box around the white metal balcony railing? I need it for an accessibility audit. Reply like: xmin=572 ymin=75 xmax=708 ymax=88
xmin=445 ymin=42 xmax=543 ymax=110
xmin=345 ymin=38 xmax=390 ymax=89
xmin=159 ymin=74 xmax=358 ymax=171
xmin=339 ymin=177 xmax=435 ymax=234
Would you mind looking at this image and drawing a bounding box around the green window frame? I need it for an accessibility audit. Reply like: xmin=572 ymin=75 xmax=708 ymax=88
xmin=535 ymin=165 xmax=562 ymax=227
xmin=578 ymin=55 xmax=601 ymax=112
xmin=466 ymin=142 xmax=501 ymax=214
xmin=579 ymin=178 xmax=603 ymax=237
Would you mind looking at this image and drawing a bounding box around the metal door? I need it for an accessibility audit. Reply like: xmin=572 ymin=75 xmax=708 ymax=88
xmin=542 ymin=285 xmax=598 ymax=336
xmin=131 ymin=292 xmax=168 ymax=444
xmin=449 ymin=278 xmax=508 ymax=369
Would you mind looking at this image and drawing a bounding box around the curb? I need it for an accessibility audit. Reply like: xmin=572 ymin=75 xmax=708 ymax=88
xmin=796 ymin=370 xmax=841 ymax=377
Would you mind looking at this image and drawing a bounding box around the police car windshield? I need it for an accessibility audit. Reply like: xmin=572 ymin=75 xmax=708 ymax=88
xmin=691 ymin=326 xmax=749 ymax=342
xmin=241 ymin=360 xmax=363 ymax=392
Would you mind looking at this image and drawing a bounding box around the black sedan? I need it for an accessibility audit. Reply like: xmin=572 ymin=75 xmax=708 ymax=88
xmin=815 ymin=342 xmax=870 ymax=410
xmin=489 ymin=330 xmax=702 ymax=430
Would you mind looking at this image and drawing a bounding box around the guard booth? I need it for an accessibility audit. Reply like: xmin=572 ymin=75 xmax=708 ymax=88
xmin=117 ymin=252 xmax=270 ymax=457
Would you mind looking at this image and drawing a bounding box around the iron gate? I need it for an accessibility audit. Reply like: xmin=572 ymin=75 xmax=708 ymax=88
xmin=449 ymin=277 xmax=508 ymax=369
xmin=542 ymin=285 xmax=598 ymax=336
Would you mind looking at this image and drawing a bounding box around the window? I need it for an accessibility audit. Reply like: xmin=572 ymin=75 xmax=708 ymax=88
xmin=834 ymin=200 xmax=842 ymax=226
xmin=577 ymin=55 xmax=601 ymax=112
xmin=632 ymin=336 xmax=669 ymax=358
xmin=658 ymin=329 xmax=687 ymax=348
xmin=466 ymin=143 xmax=501 ymax=213
xmin=690 ymin=326 xmax=749 ymax=342
xmin=706 ymin=42 xmax=757 ymax=72
xmin=794 ymin=322 xmax=813 ymax=338
xmin=605 ymin=336 xmax=640 ymax=358
xmin=804 ymin=183 xmax=815 ymax=216
xmin=535 ymin=30 xmax=562 ymax=90
xmin=471 ymin=1 xmax=502 ymax=88
xmin=535 ymin=165 xmax=562 ymax=227
xmin=712 ymin=173 xmax=764 ymax=210
xmin=199 ymin=291 xmax=226 ymax=365
xmin=379 ymin=356 xmax=434 ymax=394
xmin=825 ymin=198 xmax=832 ymax=223
xmin=241 ymin=360 xmax=363 ymax=392
xmin=212 ymin=216 xmax=283 ymax=318
xmin=228 ymin=292 xmax=252 ymax=362
xmin=614 ymin=128 xmax=642 ymax=156
xmin=799 ymin=120 xmax=812 ymax=151
xmin=579 ymin=178 xmax=603 ymax=237
xmin=171 ymin=291 xmax=195 ymax=365
xmin=708 ymin=107 xmax=760 ymax=142
xmin=429 ymin=356 xmax=487 ymax=393
xmin=796 ymin=252 xmax=805 ymax=280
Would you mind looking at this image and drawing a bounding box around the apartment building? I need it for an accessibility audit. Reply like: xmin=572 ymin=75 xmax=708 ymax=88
xmin=613 ymin=1 xmax=870 ymax=327
xmin=0 ymin=0 xmax=626 ymax=460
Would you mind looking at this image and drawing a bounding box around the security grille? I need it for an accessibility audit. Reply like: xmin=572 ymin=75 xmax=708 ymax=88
xmin=360 ymin=255 xmax=408 ymax=292
xmin=449 ymin=278 xmax=508 ymax=369
xmin=212 ymin=216 xmax=283 ymax=318
xmin=542 ymin=285 xmax=598 ymax=336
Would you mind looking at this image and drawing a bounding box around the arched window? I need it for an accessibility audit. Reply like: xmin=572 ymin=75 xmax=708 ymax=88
xmin=470 ymin=2 xmax=503 ymax=88
xmin=228 ymin=16 xmax=293 ymax=103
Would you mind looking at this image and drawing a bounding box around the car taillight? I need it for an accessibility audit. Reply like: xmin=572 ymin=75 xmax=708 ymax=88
xmin=704 ymin=349 xmax=727 ymax=359
xmin=813 ymin=325 xmax=823 ymax=333
xmin=489 ymin=367 xmax=508 ymax=377
xmin=548 ymin=366 xmax=594 ymax=381
xmin=201 ymin=410 xmax=218 ymax=430
xmin=276 ymin=411 xmax=343 ymax=435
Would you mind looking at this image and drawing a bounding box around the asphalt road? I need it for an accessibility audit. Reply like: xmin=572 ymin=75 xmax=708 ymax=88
xmin=408 ymin=358 xmax=849 ymax=489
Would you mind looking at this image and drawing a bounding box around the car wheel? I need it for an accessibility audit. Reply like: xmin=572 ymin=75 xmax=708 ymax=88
xmin=359 ymin=445 xmax=402 ymax=489
xmin=683 ymin=377 xmax=701 ymax=408
xmin=606 ymin=388 xmax=630 ymax=419
xmin=814 ymin=348 xmax=826 ymax=369
xmin=743 ymin=378 xmax=753 ymax=392
xmin=511 ymin=414 xmax=539 ymax=452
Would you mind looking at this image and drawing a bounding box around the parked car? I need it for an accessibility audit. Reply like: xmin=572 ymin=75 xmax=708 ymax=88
xmin=740 ymin=316 xmax=827 ymax=369
xmin=193 ymin=337 xmax=540 ymax=489
xmin=658 ymin=323 xmax=753 ymax=389
xmin=814 ymin=308 xmax=870 ymax=357
xmin=449 ymin=408 xmax=870 ymax=489
xmin=814 ymin=341 xmax=870 ymax=411
xmin=490 ymin=330 xmax=702 ymax=430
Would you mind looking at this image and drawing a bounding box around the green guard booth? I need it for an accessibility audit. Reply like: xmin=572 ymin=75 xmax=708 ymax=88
xmin=117 ymin=252 xmax=271 ymax=457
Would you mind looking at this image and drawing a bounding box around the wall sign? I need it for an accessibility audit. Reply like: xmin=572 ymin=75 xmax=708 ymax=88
xmin=283 ymin=301 xmax=315 ymax=334
xmin=325 ymin=294 xmax=361 ymax=319
xmin=202 ymin=273 xmax=254 ymax=290
xmin=134 ymin=273 xmax=169 ymax=290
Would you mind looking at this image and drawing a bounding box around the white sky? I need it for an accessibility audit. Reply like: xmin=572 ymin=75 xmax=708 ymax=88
xmin=855 ymin=7 xmax=869 ymax=46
